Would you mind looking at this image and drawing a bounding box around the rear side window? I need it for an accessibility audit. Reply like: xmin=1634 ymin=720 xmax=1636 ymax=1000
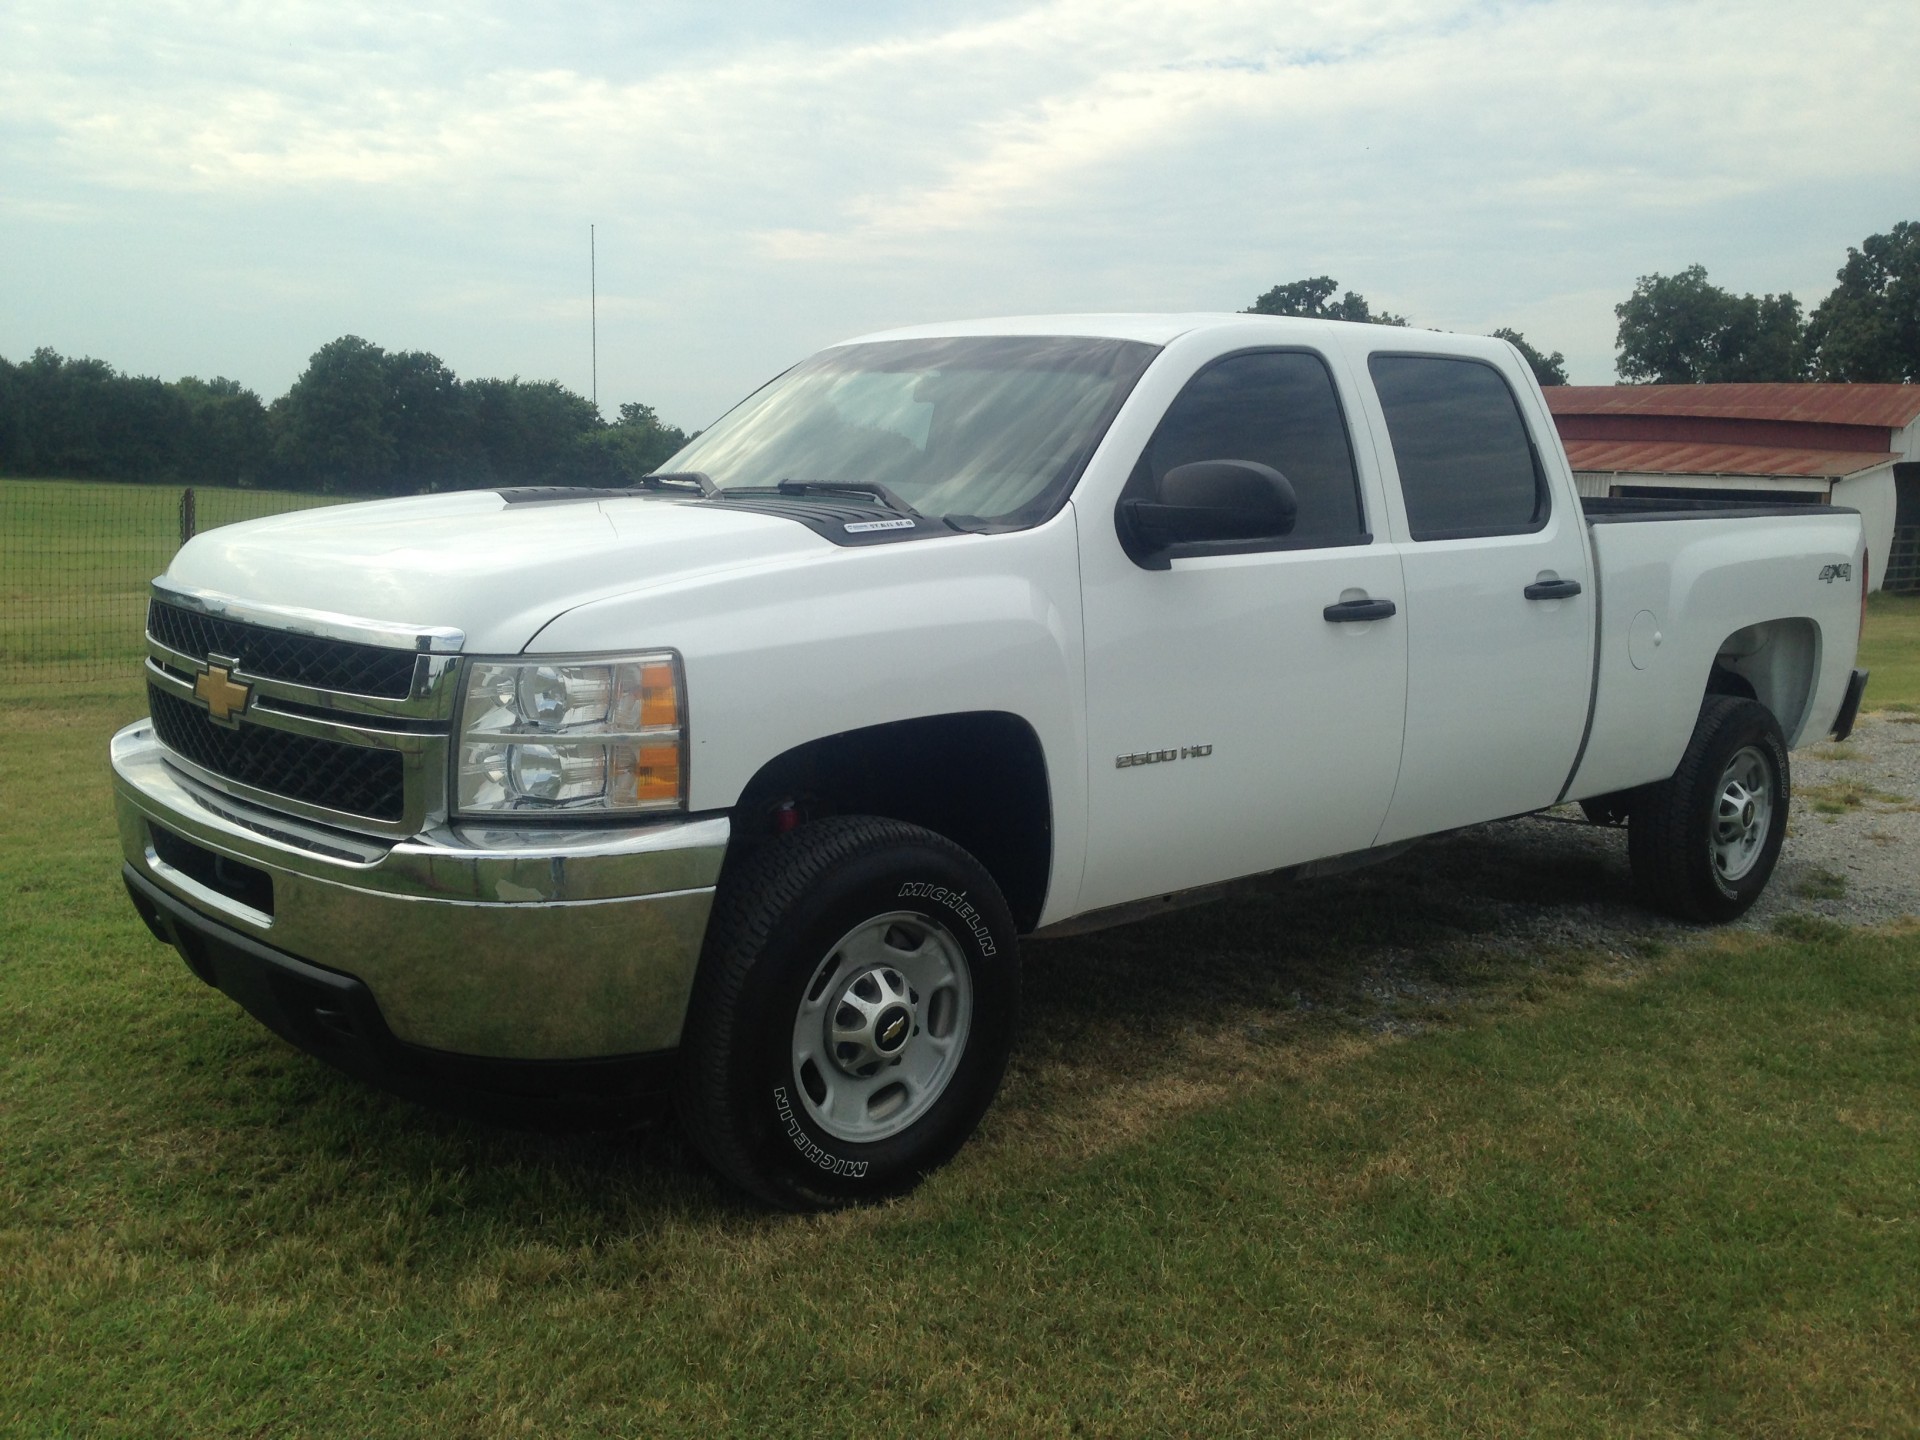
xmin=1133 ymin=350 xmax=1366 ymax=545
xmin=1368 ymin=355 xmax=1548 ymax=541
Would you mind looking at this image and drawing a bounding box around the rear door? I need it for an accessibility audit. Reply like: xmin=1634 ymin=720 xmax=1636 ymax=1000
xmin=1078 ymin=346 xmax=1408 ymax=912
xmin=1355 ymin=350 xmax=1594 ymax=843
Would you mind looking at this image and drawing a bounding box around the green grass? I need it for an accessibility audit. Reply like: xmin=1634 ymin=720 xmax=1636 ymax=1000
xmin=1861 ymin=591 xmax=1920 ymax=711
xmin=4 ymin=479 xmax=1919 ymax=1433
xmin=5 ymin=683 xmax=1920 ymax=1436
xmin=1800 ymin=779 xmax=1912 ymax=815
xmin=1794 ymin=866 xmax=1851 ymax=900
xmin=0 ymin=477 xmax=340 ymax=682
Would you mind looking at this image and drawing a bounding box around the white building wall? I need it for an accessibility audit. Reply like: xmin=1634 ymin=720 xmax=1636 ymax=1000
xmin=1830 ymin=464 xmax=1898 ymax=590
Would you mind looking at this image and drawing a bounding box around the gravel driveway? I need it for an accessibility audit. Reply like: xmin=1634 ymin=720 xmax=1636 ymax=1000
xmin=1208 ymin=710 xmax=1912 ymax=945
xmin=1017 ymin=712 xmax=1920 ymax=1083
xmin=1758 ymin=711 xmax=1920 ymax=925
xmin=1484 ymin=709 xmax=1920 ymax=936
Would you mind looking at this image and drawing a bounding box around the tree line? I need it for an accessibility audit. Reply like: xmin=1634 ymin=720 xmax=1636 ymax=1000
xmin=3 ymin=221 xmax=1911 ymax=490
xmin=1247 ymin=220 xmax=1918 ymax=387
xmin=1613 ymin=219 xmax=1917 ymax=383
xmin=0 ymin=335 xmax=688 ymax=493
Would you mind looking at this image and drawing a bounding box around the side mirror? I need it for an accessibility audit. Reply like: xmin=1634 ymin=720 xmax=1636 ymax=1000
xmin=1119 ymin=460 xmax=1298 ymax=563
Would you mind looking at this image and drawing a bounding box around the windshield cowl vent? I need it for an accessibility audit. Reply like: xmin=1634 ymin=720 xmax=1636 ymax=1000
xmin=698 ymin=494 xmax=951 ymax=546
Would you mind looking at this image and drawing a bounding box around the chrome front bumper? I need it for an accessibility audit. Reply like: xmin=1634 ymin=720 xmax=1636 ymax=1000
xmin=111 ymin=720 xmax=727 ymax=1061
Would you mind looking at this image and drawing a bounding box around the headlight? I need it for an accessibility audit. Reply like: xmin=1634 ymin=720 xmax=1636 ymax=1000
xmin=454 ymin=653 xmax=685 ymax=815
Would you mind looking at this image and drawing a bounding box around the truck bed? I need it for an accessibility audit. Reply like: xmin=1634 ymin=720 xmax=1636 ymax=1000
xmin=1566 ymin=498 xmax=1865 ymax=804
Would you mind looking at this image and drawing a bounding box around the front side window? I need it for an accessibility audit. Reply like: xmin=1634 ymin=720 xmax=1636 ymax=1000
xmin=1368 ymin=355 xmax=1548 ymax=541
xmin=662 ymin=336 xmax=1159 ymax=526
xmin=1128 ymin=349 xmax=1367 ymax=546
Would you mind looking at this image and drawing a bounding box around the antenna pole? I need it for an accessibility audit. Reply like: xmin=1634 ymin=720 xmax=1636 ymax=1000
xmin=590 ymin=223 xmax=598 ymax=411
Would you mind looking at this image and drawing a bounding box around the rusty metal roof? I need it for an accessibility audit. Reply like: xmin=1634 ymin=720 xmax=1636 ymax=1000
xmin=1561 ymin=439 xmax=1895 ymax=479
xmin=1546 ymin=383 xmax=1920 ymax=428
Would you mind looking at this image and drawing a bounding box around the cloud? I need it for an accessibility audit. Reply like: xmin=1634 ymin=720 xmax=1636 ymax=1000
xmin=1 ymin=0 xmax=1915 ymax=407
xmin=10 ymin=0 xmax=1907 ymax=226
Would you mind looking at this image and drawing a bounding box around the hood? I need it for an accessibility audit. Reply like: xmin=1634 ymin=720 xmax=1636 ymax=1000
xmin=164 ymin=490 xmax=833 ymax=653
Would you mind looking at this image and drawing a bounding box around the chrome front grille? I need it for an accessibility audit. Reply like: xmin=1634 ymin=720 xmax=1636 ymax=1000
xmin=148 ymin=684 xmax=408 ymax=821
xmin=147 ymin=599 xmax=420 ymax=699
xmin=142 ymin=581 xmax=464 ymax=836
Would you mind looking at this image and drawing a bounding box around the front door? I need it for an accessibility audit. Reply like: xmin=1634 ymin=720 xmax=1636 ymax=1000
xmin=1078 ymin=347 xmax=1409 ymax=914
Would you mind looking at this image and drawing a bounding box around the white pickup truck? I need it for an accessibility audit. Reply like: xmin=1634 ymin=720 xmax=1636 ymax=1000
xmin=112 ymin=314 xmax=1871 ymax=1207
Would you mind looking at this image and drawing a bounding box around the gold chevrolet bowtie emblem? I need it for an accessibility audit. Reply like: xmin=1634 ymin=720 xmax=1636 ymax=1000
xmin=194 ymin=664 xmax=252 ymax=726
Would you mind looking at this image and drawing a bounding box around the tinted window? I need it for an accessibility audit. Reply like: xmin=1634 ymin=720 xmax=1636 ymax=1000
xmin=1132 ymin=351 xmax=1365 ymax=545
xmin=1368 ymin=355 xmax=1547 ymax=541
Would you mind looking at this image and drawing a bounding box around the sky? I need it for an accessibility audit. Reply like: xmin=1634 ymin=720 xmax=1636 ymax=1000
xmin=3 ymin=0 xmax=1916 ymax=430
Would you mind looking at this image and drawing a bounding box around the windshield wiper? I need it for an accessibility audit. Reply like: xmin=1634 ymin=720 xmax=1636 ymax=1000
xmin=722 ymin=478 xmax=929 ymax=523
xmin=632 ymin=470 xmax=718 ymax=497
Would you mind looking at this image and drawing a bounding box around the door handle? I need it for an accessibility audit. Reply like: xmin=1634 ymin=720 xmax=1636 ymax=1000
xmin=1323 ymin=597 xmax=1397 ymax=623
xmin=1523 ymin=578 xmax=1583 ymax=600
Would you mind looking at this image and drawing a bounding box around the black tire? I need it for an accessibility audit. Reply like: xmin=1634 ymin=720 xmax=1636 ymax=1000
xmin=1628 ymin=696 xmax=1790 ymax=923
xmin=674 ymin=815 xmax=1020 ymax=1209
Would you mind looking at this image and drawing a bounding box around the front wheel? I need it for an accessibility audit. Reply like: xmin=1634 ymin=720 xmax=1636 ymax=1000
xmin=1628 ymin=696 xmax=1790 ymax=922
xmin=675 ymin=816 xmax=1020 ymax=1209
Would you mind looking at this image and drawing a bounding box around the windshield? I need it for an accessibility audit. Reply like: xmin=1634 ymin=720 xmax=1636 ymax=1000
xmin=660 ymin=335 xmax=1160 ymax=525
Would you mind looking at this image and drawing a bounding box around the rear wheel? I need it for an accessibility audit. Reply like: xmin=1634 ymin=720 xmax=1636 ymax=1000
xmin=675 ymin=816 xmax=1019 ymax=1209
xmin=1628 ymin=696 xmax=1790 ymax=922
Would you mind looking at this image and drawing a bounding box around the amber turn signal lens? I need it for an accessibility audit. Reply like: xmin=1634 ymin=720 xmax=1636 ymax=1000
xmin=640 ymin=662 xmax=679 ymax=729
xmin=632 ymin=744 xmax=682 ymax=805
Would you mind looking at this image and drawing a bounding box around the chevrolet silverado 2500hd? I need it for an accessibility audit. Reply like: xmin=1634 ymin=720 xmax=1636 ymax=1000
xmin=112 ymin=314 xmax=1871 ymax=1207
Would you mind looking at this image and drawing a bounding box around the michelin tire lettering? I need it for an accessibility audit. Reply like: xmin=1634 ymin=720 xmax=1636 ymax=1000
xmin=773 ymin=1087 xmax=869 ymax=1177
xmin=896 ymin=881 xmax=997 ymax=955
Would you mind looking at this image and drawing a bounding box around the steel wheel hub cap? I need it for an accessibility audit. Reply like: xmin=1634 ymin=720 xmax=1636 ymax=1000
xmin=829 ymin=965 xmax=916 ymax=1075
xmin=791 ymin=911 xmax=973 ymax=1144
xmin=1711 ymin=745 xmax=1773 ymax=883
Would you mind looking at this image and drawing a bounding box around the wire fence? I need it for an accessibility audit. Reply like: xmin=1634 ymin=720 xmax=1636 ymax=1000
xmin=8 ymin=475 xmax=1917 ymax=692
xmin=1888 ymin=526 xmax=1920 ymax=594
xmin=2 ymin=478 xmax=344 ymax=686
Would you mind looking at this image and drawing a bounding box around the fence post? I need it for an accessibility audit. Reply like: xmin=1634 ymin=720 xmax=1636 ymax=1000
xmin=179 ymin=487 xmax=196 ymax=548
